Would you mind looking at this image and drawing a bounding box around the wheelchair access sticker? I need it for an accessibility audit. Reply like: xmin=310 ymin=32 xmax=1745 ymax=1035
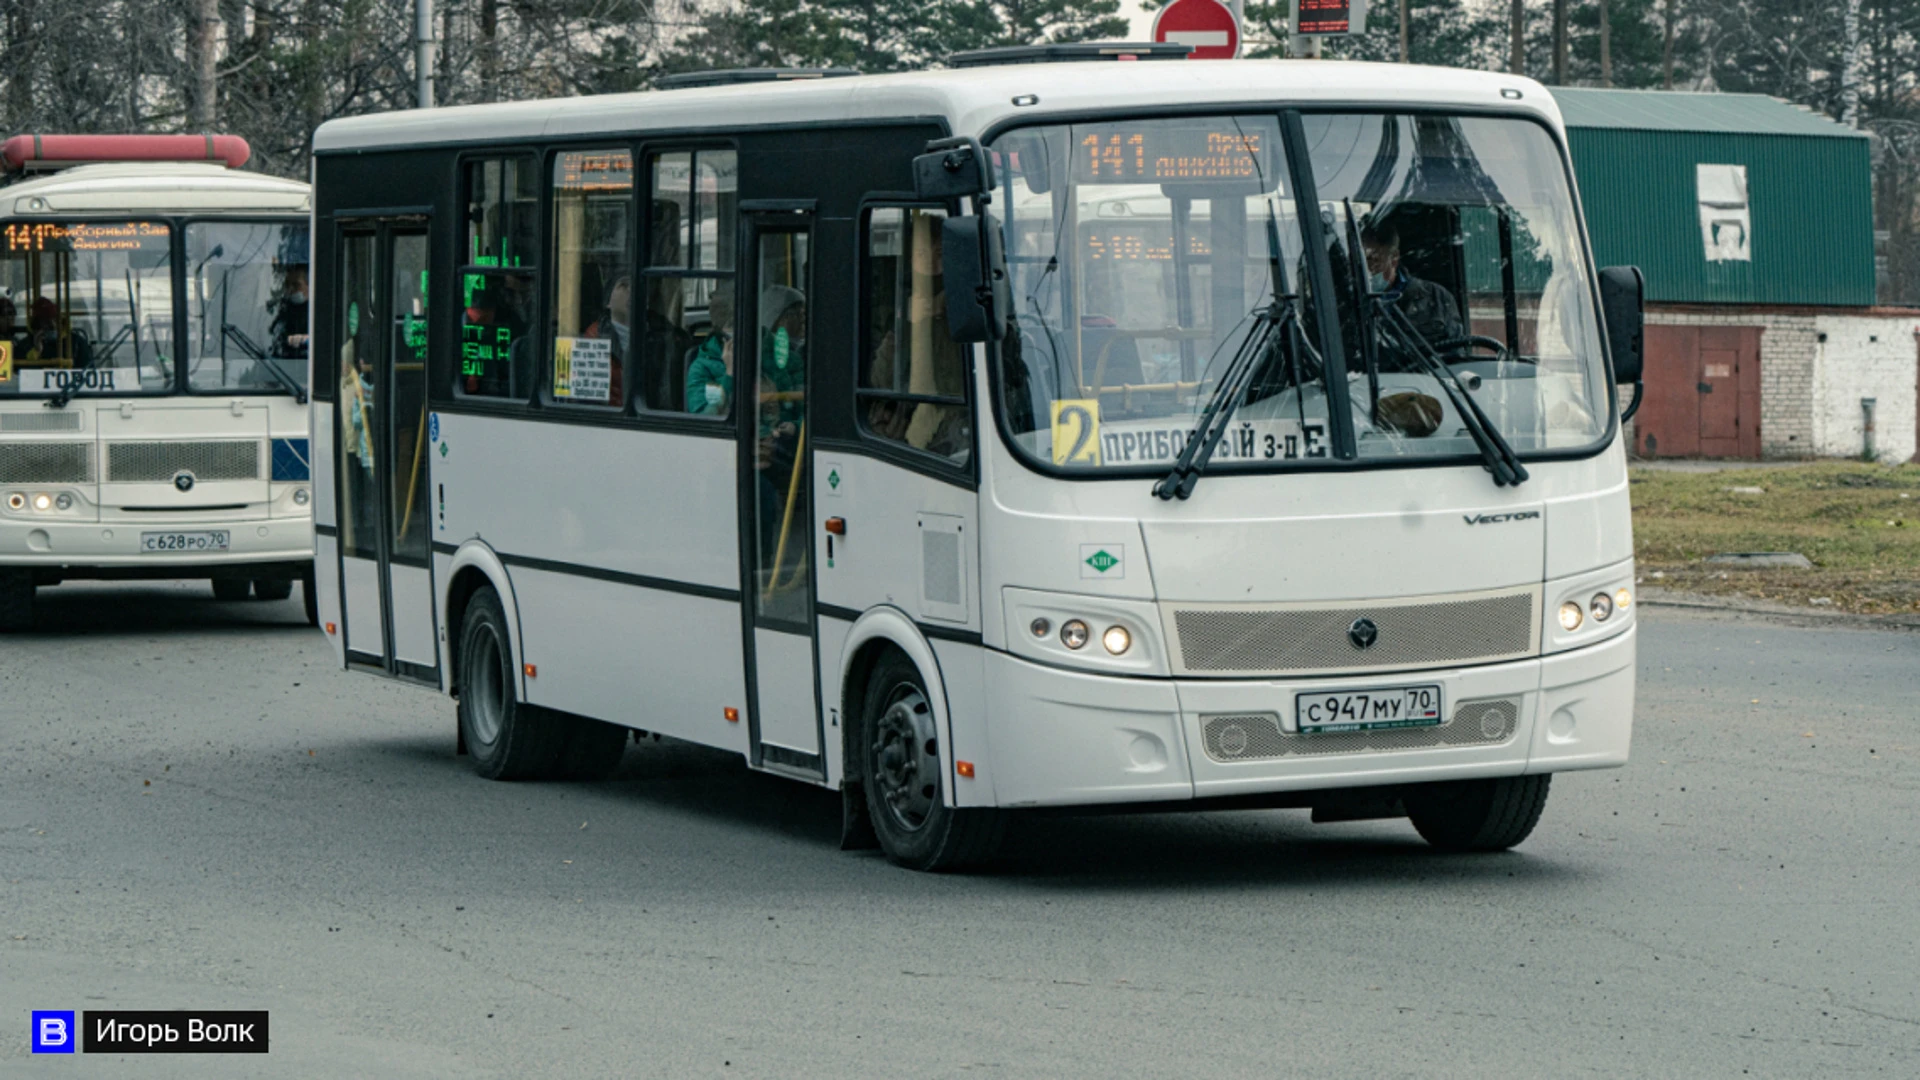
xmin=1049 ymin=399 xmax=1102 ymax=466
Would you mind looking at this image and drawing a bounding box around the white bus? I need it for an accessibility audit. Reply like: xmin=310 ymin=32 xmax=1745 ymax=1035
xmin=311 ymin=50 xmax=1647 ymax=870
xmin=0 ymin=135 xmax=316 ymax=629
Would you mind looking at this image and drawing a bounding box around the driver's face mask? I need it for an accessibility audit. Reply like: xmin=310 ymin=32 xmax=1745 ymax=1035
xmin=1367 ymin=271 xmax=1388 ymax=293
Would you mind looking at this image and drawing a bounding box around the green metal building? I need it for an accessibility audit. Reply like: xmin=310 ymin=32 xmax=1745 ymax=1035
xmin=1555 ymin=87 xmax=1876 ymax=308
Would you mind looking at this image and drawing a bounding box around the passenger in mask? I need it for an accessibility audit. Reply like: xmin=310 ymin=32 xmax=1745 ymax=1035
xmin=1361 ymin=221 xmax=1462 ymax=350
xmin=270 ymin=264 xmax=310 ymax=360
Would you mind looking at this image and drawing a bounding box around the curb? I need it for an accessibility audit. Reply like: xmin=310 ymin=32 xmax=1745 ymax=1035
xmin=1639 ymin=587 xmax=1920 ymax=632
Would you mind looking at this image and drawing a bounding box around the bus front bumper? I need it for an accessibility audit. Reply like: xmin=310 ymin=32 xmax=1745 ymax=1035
xmin=0 ymin=515 xmax=313 ymax=573
xmin=974 ymin=624 xmax=1635 ymax=809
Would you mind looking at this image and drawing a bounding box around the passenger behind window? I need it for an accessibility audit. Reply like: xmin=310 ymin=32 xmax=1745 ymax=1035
xmin=684 ymin=285 xmax=734 ymax=415
xmin=270 ymin=264 xmax=310 ymax=360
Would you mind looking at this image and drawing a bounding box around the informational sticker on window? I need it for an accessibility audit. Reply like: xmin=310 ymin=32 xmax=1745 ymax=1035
xmin=1697 ymin=163 xmax=1751 ymax=263
xmin=1094 ymin=417 xmax=1328 ymax=466
xmin=1050 ymin=399 xmax=1103 ymax=465
xmin=552 ymin=336 xmax=613 ymax=402
xmin=0 ymin=341 xmax=11 ymax=382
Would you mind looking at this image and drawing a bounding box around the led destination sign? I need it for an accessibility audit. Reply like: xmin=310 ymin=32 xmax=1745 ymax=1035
xmin=1074 ymin=127 xmax=1271 ymax=184
xmin=4 ymin=221 xmax=168 ymax=253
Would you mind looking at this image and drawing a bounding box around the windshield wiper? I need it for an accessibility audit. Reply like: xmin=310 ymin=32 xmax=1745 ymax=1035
xmin=224 ymin=323 xmax=308 ymax=404
xmin=1336 ymin=207 xmax=1527 ymax=488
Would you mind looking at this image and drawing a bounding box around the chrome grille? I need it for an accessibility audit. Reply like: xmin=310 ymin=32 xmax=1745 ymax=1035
xmin=0 ymin=440 xmax=93 ymax=483
xmin=1202 ymin=696 xmax=1523 ymax=762
xmin=106 ymin=440 xmax=261 ymax=482
xmin=1170 ymin=589 xmax=1538 ymax=677
xmin=0 ymin=411 xmax=81 ymax=432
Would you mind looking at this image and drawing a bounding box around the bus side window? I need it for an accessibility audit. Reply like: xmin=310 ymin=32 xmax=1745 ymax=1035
xmin=641 ymin=148 xmax=736 ymax=416
xmin=856 ymin=206 xmax=971 ymax=466
xmin=460 ymin=157 xmax=538 ymax=401
xmin=548 ymin=149 xmax=633 ymax=408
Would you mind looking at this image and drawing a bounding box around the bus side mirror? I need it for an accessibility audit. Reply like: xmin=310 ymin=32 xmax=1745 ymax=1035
xmin=942 ymin=214 xmax=1009 ymax=345
xmin=1599 ymin=265 xmax=1645 ymax=385
xmin=914 ymin=138 xmax=992 ymax=201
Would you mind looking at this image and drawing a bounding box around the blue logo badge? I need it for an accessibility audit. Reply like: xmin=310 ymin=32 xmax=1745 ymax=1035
xmin=427 ymin=412 xmax=440 ymax=443
xmin=32 ymin=1010 xmax=76 ymax=1053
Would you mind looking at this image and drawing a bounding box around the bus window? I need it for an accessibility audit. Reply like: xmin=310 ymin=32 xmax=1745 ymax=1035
xmin=549 ymin=149 xmax=632 ymax=407
xmin=0 ymin=220 xmax=176 ymax=396
xmin=643 ymin=148 xmax=736 ymax=414
xmin=460 ymin=157 xmax=538 ymax=400
xmin=337 ymin=232 xmax=379 ymax=556
xmin=1302 ymin=113 xmax=1608 ymax=458
xmin=858 ymin=207 xmax=970 ymax=465
xmin=990 ymin=117 xmax=1324 ymax=471
xmin=184 ymin=221 xmax=311 ymax=393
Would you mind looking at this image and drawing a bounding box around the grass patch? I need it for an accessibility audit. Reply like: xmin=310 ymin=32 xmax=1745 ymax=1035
xmin=1631 ymin=462 xmax=1920 ymax=615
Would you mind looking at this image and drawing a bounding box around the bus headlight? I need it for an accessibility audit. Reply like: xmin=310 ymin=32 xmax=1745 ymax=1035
xmin=1060 ymin=619 xmax=1089 ymax=650
xmin=6 ymin=493 xmax=23 ymax=511
xmin=292 ymin=487 xmax=310 ymax=506
xmin=31 ymin=493 xmax=51 ymax=512
xmin=1589 ymin=591 xmax=1614 ymax=622
xmin=54 ymin=492 xmax=73 ymax=511
xmin=1029 ymin=617 xmax=1051 ymax=638
xmin=1102 ymin=625 xmax=1132 ymax=655
xmin=1615 ymin=587 xmax=1633 ymax=611
xmin=1558 ymin=601 xmax=1584 ymax=632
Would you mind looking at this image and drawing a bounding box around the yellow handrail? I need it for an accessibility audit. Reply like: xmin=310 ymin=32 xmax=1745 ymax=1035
xmin=764 ymin=420 xmax=807 ymax=603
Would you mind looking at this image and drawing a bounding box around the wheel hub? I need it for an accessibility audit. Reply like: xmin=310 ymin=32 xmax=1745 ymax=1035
xmin=871 ymin=684 xmax=939 ymax=832
xmin=465 ymin=624 xmax=505 ymax=746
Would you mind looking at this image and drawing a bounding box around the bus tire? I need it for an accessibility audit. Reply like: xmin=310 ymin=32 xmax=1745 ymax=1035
xmin=252 ymin=578 xmax=294 ymax=601
xmin=0 ymin=569 xmax=34 ymax=632
xmin=456 ymin=586 xmax=560 ymax=780
xmin=1405 ymin=774 xmax=1551 ymax=853
xmin=212 ymin=578 xmax=252 ymax=602
xmin=859 ymin=651 xmax=1003 ymax=872
xmin=300 ymin=565 xmax=319 ymax=627
xmin=549 ymin=717 xmax=628 ymax=781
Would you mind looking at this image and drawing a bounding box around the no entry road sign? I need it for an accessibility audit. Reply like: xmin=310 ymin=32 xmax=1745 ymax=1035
xmin=1153 ymin=0 xmax=1240 ymax=60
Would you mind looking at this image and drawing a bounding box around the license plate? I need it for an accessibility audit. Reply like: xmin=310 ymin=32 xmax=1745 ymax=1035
xmin=1296 ymin=684 xmax=1443 ymax=733
xmin=140 ymin=530 xmax=231 ymax=553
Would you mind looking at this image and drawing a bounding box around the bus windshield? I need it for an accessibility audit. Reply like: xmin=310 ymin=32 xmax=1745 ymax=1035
xmin=988 ymin=112 xmax=1609 ymax=475
xmin=0 ymin=219 xmax=176 ymax=397
xmin=185 ymin=220 xmax=311 ymax=394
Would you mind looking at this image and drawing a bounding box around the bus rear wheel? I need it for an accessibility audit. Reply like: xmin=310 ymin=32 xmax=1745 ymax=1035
xmin=859 ymin=651 xmax=1002 ymax=872
xmin=456 ymin=586 xmax=561 ymax=780
xmin=1405 ymin=774 xmax=1552 ymax=853
xmin=0 ymin=569 xmax=34 ymax=632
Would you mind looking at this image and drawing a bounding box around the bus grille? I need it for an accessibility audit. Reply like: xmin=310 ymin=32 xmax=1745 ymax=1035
xmin=106 ymin=440 xmax=262 ymax=482
xmin=1201 ymin=697 xmax=1522 ymax=762
xmin=0 ymin=411 xmax=82 ymax=432
xmin=1168 ymin=588 xmax=1538 ymax=677
xmin=0 ymin=441 xmax=94 ymax=483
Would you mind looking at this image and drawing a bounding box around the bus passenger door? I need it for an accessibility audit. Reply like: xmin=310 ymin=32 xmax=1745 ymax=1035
xmin=740 ymin=212 xmax=824 ymax=775
xmin=334 ymin=220 xmax=438 ymax=683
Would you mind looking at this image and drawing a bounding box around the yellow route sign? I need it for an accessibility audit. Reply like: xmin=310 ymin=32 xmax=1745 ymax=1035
xmin=1049 ymin=398 xmax=1102 ymax=466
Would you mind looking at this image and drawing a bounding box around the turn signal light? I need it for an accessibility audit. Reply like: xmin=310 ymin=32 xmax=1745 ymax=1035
xmin=324 ymin=622 xmax=337 ymax=635
xmin=523 ymin=663 xmax=537 ymax=677
xmin=1615 ymin=587 xmax=1633 ymax=610
xmin=956 ymin=760 xmax=976 ymax=778
xmin=724 ymin=706 xmax=740 ymax=723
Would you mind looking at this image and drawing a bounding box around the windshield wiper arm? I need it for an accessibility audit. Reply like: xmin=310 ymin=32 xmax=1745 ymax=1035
xmin=1153 ymin=299 xmax=1293 ymax=501
xmin=224 ymin=324 xmax=307 ymax=403
xmin=1373 ymin=298 xmax=1528 ymax=487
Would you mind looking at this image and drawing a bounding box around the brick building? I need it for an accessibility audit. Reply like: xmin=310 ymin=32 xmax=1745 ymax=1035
xmin=1558 ymin=88 xmax=1919 ymax=462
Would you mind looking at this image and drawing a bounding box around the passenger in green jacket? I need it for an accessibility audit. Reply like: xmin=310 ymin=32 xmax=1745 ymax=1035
xmin=684 ymin=286 xmax=735 ymax=415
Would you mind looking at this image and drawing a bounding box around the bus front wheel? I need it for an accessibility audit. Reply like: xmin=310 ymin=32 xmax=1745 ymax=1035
xmin=1405 ymin=774 xmax=1552 ymax=852
xmin=859 ymin=651 xmax=1003 ymax=872
xmin=456 ymin=586 xmax=561 ymax=780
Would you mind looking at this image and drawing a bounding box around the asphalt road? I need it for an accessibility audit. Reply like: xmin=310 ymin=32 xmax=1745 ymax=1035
xmin=3 ymin=582 xmax=1916 ymax=1078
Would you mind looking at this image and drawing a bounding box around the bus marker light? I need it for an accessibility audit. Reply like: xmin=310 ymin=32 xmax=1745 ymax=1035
xmin=523 ymin=663 xmax=537 ymax=677
xmin=957 ymin=761 xmax=976 ymax=778
xmin=1102 ymin=625 xmax=1131 ymax=655
xmin=724 ymin=707 xmax=740 ymax=723
xmin=31 ymin=493 xmax=51 ymax=512
xmin=7 ymin=493 xmax=23 ymax=510
xmin=324 ymin=622 xmax=336 ymax=635
xmin=1060 ymin=619 xmax=1089 ymax=649
xmin=824 ymin=517 xmax=846 ymax=535
xmin=1615 ymin=587 xmax=1633 ymax=610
